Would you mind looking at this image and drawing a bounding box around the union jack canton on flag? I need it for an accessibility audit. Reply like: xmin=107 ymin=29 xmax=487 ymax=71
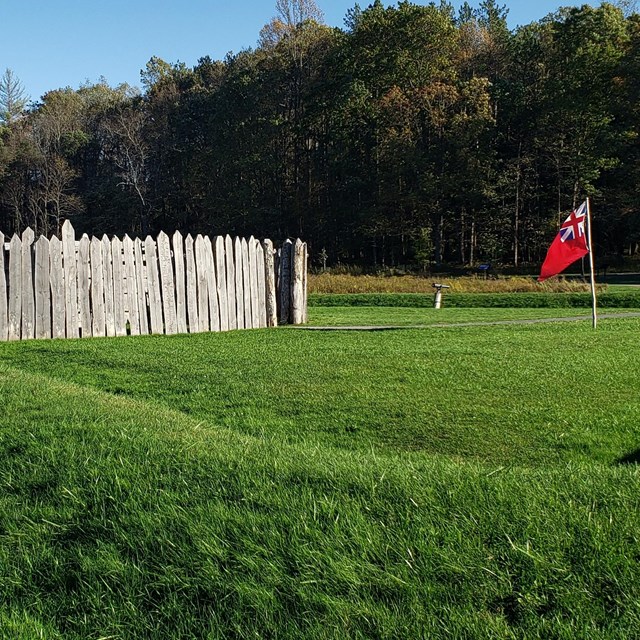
xmin=538 ymin=201 xmax=590 ymax=282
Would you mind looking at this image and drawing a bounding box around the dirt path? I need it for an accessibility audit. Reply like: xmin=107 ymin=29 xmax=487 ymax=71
xmin=298 ymin=312 xmax=640 ymax=331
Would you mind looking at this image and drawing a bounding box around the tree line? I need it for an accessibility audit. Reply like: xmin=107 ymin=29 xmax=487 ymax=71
xmin=1 ymin=0 xmax=639 ymax=270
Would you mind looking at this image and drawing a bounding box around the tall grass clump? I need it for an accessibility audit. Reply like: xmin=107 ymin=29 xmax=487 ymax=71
xmin=309 ymin=273 xmax=603 ymax=294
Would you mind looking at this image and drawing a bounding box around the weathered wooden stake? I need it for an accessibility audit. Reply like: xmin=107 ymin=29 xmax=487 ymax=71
xmin=225 ymin=235 xmax=237 ymax=331
xmin=263 ymin=239 xmax=277 ymax=327
xmin=21 ymin=228 xmax=35 ymax=339
xmin=157 ymin=231 xmax=177 ymax=335
xmin=77 ymin=235 xmax=92 ymax=337
xmin=241 ymin=238 xmax=252 ymax=329
xmin=0 ymin=232 xmax=8 ymax=341
xmin=8 ymin=235 xmax=21 ymax=341
xmin=194 ymin=235 xmax=209 ymax=333
xmin=185 ymin=234 xmax=199 ymax=333
xmin=134 ymin=238 xmax=149 ymax=335
xmin=34 ymin=236 xmax=51 ymax=340
xmin=214 ymin=236 xmax=228 ymax=331
xmin=173 ymin=231 xmax=188 ymax=335
xmin=50 ymin=236 xmax=66 ymax=339
xmin=234 ymin=237 xmax=244 ymax=330
xmin=145 ymin=236 xmax=163 ymax=334
xmin=292 ymin=239 xmax=305 ymax=325
xmin=122 ymin=235 xmax=140 ymax=336
xmin=278 ymin=239 xmax=292 ymax=325
xmin=90 ymin=237 xmax=106 ymax=337
xmin=62 ymin=220 xmax=79 ymax=338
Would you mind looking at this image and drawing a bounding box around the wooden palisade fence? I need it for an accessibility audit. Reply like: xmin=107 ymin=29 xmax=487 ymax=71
xmin=0 ymin=221 xmax=307 ymax=341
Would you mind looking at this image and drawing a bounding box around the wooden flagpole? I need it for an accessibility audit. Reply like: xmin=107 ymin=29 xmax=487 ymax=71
xmin=586 ymin=197 xmax=597 ymax=329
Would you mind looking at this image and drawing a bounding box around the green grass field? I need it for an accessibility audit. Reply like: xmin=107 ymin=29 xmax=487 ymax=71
xmin=1 ymin=311 xmax=640 ymax=638
xmin=306 ymin=306 xmax=640 ymax=327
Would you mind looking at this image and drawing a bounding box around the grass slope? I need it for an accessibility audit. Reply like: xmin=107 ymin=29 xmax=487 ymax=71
xmin=1 ymin=317 xmax=640 ymax=638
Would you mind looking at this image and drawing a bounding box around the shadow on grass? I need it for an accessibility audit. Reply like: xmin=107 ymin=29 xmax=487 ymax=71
xmin=616 ymin=449 xmax=640 ymax=465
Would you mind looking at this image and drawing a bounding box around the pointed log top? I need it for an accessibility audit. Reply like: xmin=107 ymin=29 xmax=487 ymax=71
xmin=241 ymin=237 xmax=249 ymax=248
xmin=50 ymin=235 xmax=61 ymax=247
xmin=157 ymin=230 xmax=169 ymax=241
xmin=185 ymin=233 xmax=194 ymax=242
xmin=10 ymin=233 xmax=20 ymax=244
xmin=283 ymin=238 xmax=293 ymax=245
xmin=21 ymin=227 xmax=35 ymax=243
xmin=102 ymin=234 xmax=110 ymax=242
xmin=295 ymin=238 xmax=303 ymax=249
xmin=35 ymin=235 xmax=49 ymax=246
xmin=62 ymin=219 xmax=74 ymax=232
xmin=172 ymin=230 xmax=183 ymax=240
xmin=81 ymin=233 xmax=90 ymax=240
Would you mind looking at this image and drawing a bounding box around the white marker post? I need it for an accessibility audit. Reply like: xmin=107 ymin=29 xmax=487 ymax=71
xmin=433 ymin=283 xmax=450 ymax=309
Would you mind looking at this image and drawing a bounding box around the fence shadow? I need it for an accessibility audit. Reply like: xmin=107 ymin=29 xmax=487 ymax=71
xmin=616 ymin=449 xmax=640 ymax=465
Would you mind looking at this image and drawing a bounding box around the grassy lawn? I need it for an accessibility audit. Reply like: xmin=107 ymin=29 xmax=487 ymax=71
xmin=1 ymin=314 xmax=640 ymax=638
xmin=307 ymin=306 xmax=640 ymax=326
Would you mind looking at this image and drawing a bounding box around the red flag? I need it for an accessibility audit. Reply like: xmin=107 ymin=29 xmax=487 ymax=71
xmin=538 ymin=202 xmax=589 ymax=282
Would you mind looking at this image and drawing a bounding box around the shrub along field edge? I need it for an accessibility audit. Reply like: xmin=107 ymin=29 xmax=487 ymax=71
xmin=309 ymin=291 xmax=640 ymax=308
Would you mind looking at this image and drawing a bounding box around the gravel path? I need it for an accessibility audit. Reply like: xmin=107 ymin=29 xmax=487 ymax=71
xmin=298 ymin=312 xmax=640 ymax=331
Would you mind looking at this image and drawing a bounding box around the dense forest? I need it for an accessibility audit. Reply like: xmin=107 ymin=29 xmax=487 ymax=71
xmin=1 ymin=0 xmax=639 ymax=270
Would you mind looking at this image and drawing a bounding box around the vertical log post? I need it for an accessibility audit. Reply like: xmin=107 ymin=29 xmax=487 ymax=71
xmin=173 ymin=231 xmax=188 ymax=335
xmin=225 ymin=235 xmax=237 ymax=331
xmin=234 ymin=237 xmax=245 ymax=330
xmin=278 ymin=239 xmax=292 ymax=325
xmin=102 ymin=235 xmax=116 ymax=337
xmin=214 ymin=236 xmax=228 ymax=331
xmin=184 ymin=234 xmax=199 ymax=333
xmin=62 ymin=220 xmax=79 ymax=338
xmin=90 ymin=237 xmax=106 ymax=338
xmin=0 ymin=232 xmax=8 ymax=341
xmin=145 ymin=236 xmax=163 ymax=335
xmin=8 ymin=235 xmax=21 ymax=341
xmin=122 ymin=235 xmax=140 ymax=336
xmin=194 ymin=235 xmax=210 ymax=333
xmin=21 ymin=228 xmax=35 ymax=339
xmin=77 ymin=235 xmax=92 ymax=337
xmin=111 ymin=236 xmax=127 ymax=337
xmin=157 ymin=231 xmax=177 ymax=335
xmin=204 ymin=237 xmax=220 ymax=332
xmin=291 ymin=239 xmax=305 ymax=325
xmin=134 ymin=238 xmax=149 ymax=335
xmin=34 ymin=236 xmax=51 ymax=340
xmin=50 ymin=236 xmax=66 ymax=339
xmin=263 ymin=239 xmax=277 ymax=327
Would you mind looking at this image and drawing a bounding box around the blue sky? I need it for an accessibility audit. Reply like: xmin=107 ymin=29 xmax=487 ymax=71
xmin=2 ymin=0 xmax=594 ymax=103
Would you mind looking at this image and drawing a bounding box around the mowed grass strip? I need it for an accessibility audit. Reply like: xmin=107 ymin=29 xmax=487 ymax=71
xmin=307 ymin=305 xmax=640 ymax=327
xmin=1 ymin=318 xmax=640 ymax=637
